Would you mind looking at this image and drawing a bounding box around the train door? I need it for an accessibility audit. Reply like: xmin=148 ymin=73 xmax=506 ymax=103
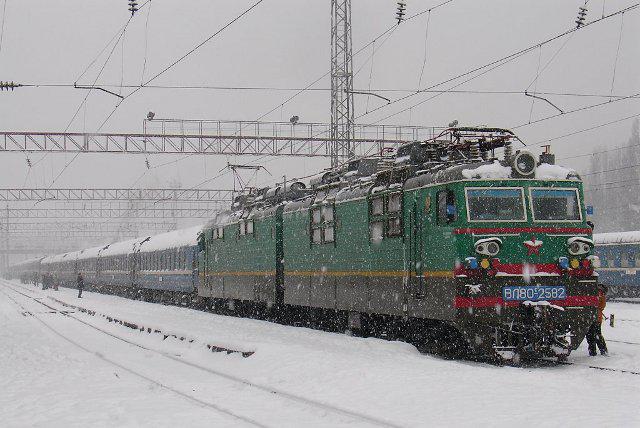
xmin=129 ymin=252 xmax=137 ymax=286
xmin=408 ymin=199 xmax=426 ymax=298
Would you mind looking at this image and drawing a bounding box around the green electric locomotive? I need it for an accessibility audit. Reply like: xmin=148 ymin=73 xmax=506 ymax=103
xmin=197 ymin=127 xmax=597 ymax=362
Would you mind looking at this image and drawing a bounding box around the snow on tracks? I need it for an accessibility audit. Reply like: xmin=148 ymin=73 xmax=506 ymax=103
xmin=1 ymin=281 xmax=401 ymax=428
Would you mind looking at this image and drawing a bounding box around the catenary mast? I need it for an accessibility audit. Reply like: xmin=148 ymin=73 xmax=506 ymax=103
xmin=330 ymin=0 xmax=355 ymax=167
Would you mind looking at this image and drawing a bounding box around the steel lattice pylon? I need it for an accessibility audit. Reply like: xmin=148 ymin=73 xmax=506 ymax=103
xmin=331 ymin=0 xmax=355 ymax=167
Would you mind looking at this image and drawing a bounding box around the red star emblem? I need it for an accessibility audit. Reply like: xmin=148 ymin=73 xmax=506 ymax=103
xmin=523 ymin=236 xmax=543 ymax=256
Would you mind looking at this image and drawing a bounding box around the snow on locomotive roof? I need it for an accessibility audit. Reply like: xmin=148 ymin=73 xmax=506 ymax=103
xmin=594 ymin=230 xmax=640 ymax=245
xmin=462 ymin=161 xmax=511 ymax=179
xmin=535 ymin=163 xmax=578 ymax=180
xmin=461 ymin=162 xmax=578 ymax=180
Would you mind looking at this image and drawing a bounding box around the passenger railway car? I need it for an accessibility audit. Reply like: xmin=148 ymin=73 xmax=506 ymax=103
xmin=4 ymin=257 xmax=43 ymax=284
xmin=594 ymin=231 xmax=640 ymax=298
xmin=39 ymin=226 xmax=201 ymax=300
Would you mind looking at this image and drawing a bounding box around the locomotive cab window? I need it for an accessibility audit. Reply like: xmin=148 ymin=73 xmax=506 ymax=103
xmin=465 ymin=187 xmax=526 ymax=222
xmin=529 ymin=188 xmax=581 ymax=222
xmin=437 ymin=190 xmax=458 ymax=224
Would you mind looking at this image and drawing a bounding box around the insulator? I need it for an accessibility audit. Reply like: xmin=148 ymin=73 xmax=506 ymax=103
xmin=481 ymin=150 xmax=489 ymax=161
xmin=504 ymin=143 xmax=513 ymax=162
xmin=128 ymin=0 xmax=139 ymax=16
xmin=145 ymin=159 xmax=150 ymax=169
xmin=425 ymin=145 xmax=438 ymax=162
xmin=26 ymin=158 xmax=32 ymax=167
xmin=470 ymin=143 xmax=481 ymax=160
xmin=396 ymin=2 xmax=406 ymax=24
xmin=0 ymin=81 xmax=20 ymax=91
xmin=575 ymin=6 xmax=588 ymax=28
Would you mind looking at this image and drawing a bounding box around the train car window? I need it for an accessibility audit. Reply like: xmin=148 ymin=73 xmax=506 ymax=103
xmin=370 ymin=221 xmax=384 ymax=243
xmin=621 ymin=252 xmax=629 ymax=268
xmin=246 ymin=220 xmax=254 ymax=235
xmin=388 ymin=193 xmax=402 ymax=213
xmin=324 ymin=226 xmax=335 ymax=243
xmin=312 ymin=228 xmax=322 ymax=244
xmin=218 ymin=227 xmax=224 ymax=239
xmin=310 ymin=204 xmax=336 ymax=245
xmin=239 ymin=222 xmax=246 ymax=236
xmin=388 ymin=217 xmax=402 ymax=237
xmin=322 ymin=205 xmax=334 ymax=222
xmin=371 ymin=197 xmax=384 ymax=216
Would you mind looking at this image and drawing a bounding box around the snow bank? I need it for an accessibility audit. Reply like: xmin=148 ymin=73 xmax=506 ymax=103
xmin=462 ymin=161 xmax=512 ymax=179
xmin=535 ymin=163 xmax=578 ymax=180
xmin=594 ymin=230 xmax=640 ymax=245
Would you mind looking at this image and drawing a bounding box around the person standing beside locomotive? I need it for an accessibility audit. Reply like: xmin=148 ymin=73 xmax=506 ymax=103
xmin=77 ymin=272 xmax=84 ymax=298
xmin=586 ymin=284 xmax=608 ymax=356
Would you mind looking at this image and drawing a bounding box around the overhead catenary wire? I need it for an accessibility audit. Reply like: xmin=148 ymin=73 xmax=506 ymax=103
xmin=140 ymin=0 xmax=152 ymax=84
xmin=512 ymin=90 xmax=640 ymax=130
xmin=354 ymin=3 xmax=639 ymax=124
xmin=43 ymin=1 xmax=155 ymax=189
xmin=95 ymin=0 xmax=267 ymax=136
xmin=247 ymin=0 xmax=455 ymax=127
xmin=74 ymin=20 xmax=131 ymax=84
xmin=16 ymin=82 xmax=640 ymax=100
xmin=528 ymin=45 xmax=543 ymax=123
xmin=609 ymin=11 xmax=625 ymax=100
xmin=536 ymin=112 xmax=640 ymax=151
xmin=417 ymin=10 xmax=432 ymax=90
xmin=0 ymin=0 xmax=7 ymax=57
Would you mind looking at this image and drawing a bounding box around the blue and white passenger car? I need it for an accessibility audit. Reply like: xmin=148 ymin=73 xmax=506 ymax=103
xmin=40 ymin=226 xmax=202 ymax=297
xmin=594 ymin=230 xmax=640 ymax=298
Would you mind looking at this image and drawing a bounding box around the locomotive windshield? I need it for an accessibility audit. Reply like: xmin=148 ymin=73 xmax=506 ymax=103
xmin=530 ymin=188 xmax=581 ymax=221
xmin=465 ymin=188 xmax=526 ymax=221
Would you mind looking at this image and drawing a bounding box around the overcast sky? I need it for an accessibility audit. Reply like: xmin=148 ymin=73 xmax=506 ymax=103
xmin=0 ymin=0 xmax=638 ymax=210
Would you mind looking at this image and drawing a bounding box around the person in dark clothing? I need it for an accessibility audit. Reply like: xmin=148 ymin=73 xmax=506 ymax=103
xmin=77 ymin=272 xmax=84 ymax=298
xmin=42 ymin=273 xmax=49 ymax=290
xmin=586 ymin=284 xmax=608 ymax=356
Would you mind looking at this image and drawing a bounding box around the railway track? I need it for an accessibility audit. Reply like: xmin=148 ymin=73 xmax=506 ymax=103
xmin=0 ymin=280 xmax=401 ymax=428
xmin=6 ymin=279 xmax=640 ymax=381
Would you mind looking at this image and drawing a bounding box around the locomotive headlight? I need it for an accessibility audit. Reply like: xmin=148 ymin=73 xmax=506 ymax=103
xmin=567 ymin=237 xmax=593 ymax=255
xmin=474 ymin=237 xmax=502 ymax=257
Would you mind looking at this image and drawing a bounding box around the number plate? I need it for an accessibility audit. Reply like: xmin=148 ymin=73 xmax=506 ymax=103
xmin=502 ymin=285 xmax=567 ymax=302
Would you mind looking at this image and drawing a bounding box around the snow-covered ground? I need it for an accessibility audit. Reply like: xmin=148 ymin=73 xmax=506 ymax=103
xmin=1 ymin=279 xmax=638 ymax=428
